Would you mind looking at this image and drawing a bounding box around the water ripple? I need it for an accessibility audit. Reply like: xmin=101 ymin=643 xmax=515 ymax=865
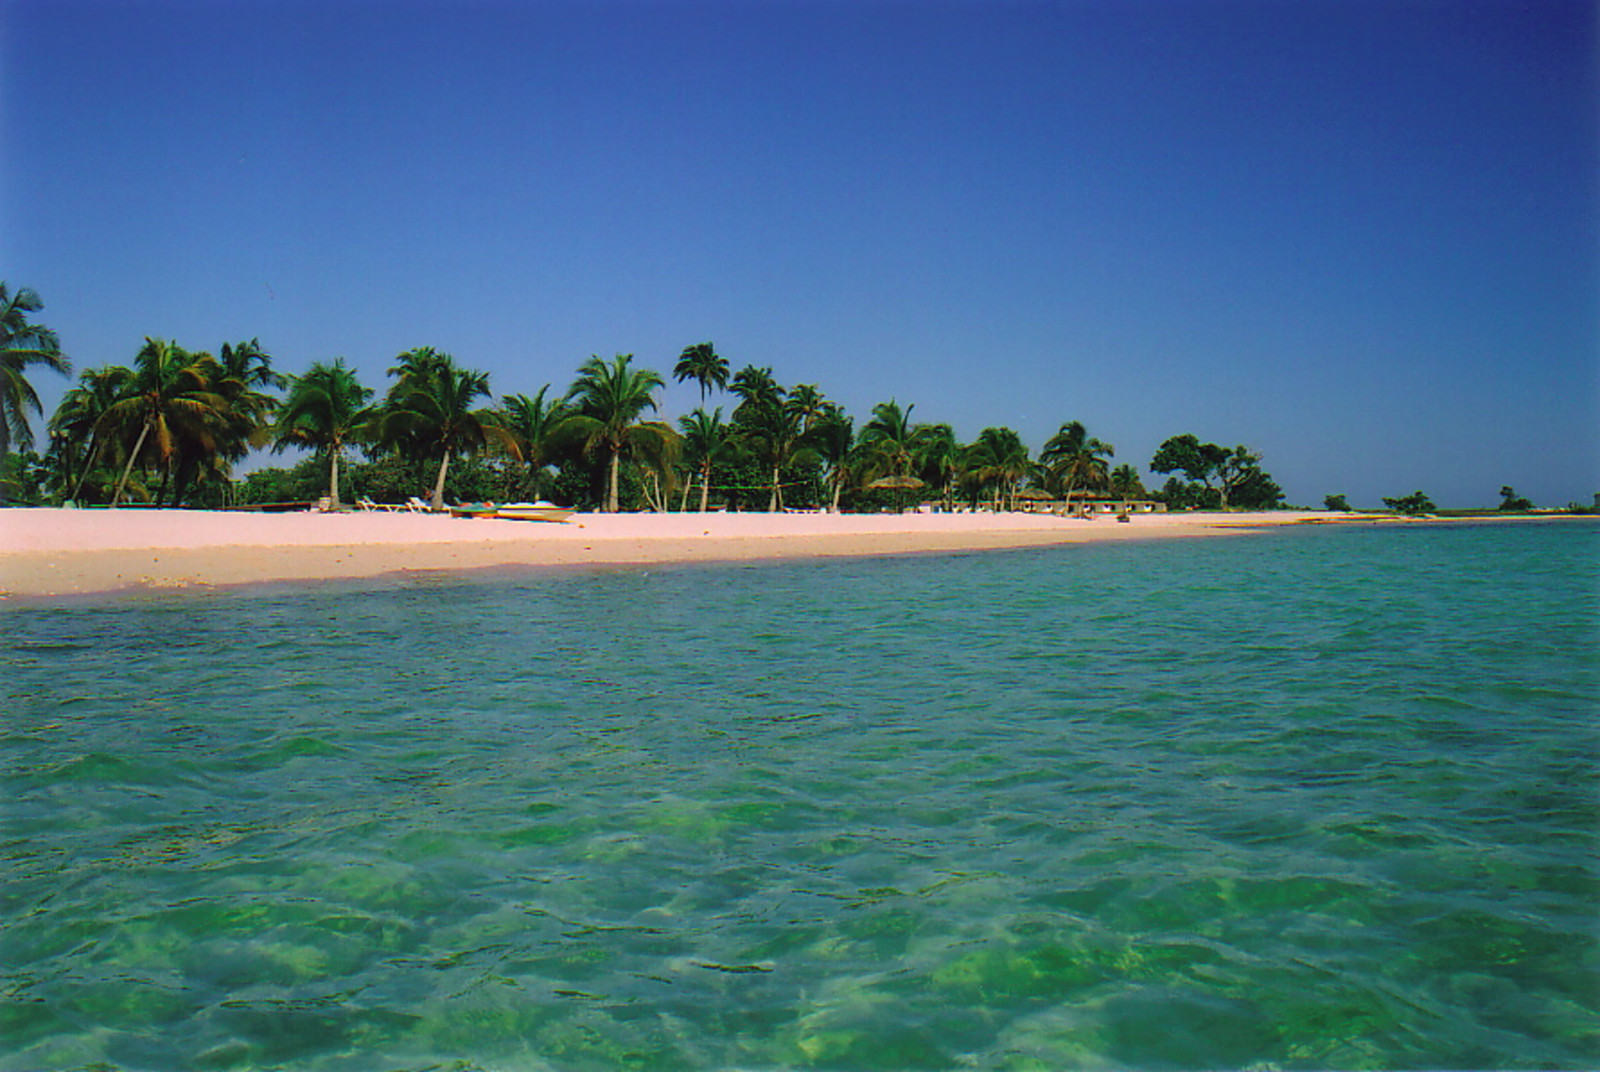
xmin=2 ymin=522 xmax=1596 ymax=1069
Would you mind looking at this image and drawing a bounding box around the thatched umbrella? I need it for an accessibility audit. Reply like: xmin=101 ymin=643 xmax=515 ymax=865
xmin=867 ymin=474 xmax=926 ymax=513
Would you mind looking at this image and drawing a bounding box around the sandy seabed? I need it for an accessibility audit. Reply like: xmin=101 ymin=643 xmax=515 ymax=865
xmin=0 ymin=507 xmax=1317 ymax=599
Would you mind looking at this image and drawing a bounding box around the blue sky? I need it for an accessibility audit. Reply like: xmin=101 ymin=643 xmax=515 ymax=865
xmin=4 ymin=0 xmax=1595 ymax=507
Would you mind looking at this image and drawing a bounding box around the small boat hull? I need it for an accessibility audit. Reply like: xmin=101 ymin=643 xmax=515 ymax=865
xmin=495 ymin=502 xmax=576 ymax=523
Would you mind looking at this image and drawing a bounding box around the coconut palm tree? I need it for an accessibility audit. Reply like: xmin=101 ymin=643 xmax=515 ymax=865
xmin=785 ymin=383 xmax=827 ymax=433
xmin=678 ymin=406 xmax=734 ymax=512
xmin=807 ymin=403 xmax=857 ymax=512
xmin=497 ymin=385 xmax=573 ymax=500
xmin=673 ymin=342 xmax=729 ymax=405
xmin=966 ymin=426 xmax=1030 ymax=510
xmin=1109 ymin=463 xmax=1147 ymax=500
xmin=562 ymin=353 xmax=671 ymax=512
xmin=273 ymin=359 xmax=375 ymax=508
xmin=174 ymin=339 xmax=282 ymax=504
xmin=0 ymin=283 xmax=70 ymax=477
xmin=912 ymin=422 xmax=962 ymax=511
xmin=98 ymin=338 xmax=227 ymax=506
xmin=382 ymin=348 xmax=507 ymax=509
xmin=858 ymin=399 xmax=918 ymax=480
xmin=728 ymin=371 xmax=813 ymax=511
xmin=1041 ymin=420 xmax=1115 ymax=506
xmin=729 ymin=364 xmax=783 ymax=417
xmin=50 ymin=365 xmax=131 ymax=503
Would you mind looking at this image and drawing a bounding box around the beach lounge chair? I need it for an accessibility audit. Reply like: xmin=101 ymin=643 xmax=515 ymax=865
xmin=404 ymin=496 xmax=436 ymax=513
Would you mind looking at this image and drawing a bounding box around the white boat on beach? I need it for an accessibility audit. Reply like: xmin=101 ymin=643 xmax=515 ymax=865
xmin=495 ymin=501 xmax=576 ymax=523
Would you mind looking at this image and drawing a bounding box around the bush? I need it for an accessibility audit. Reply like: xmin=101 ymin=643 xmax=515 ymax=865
xmin=1382 ymin=490 xmax=1435 ymax=515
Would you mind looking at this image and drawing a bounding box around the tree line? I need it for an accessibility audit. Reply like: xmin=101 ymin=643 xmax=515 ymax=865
xmin=3 ymin=282 xmax=1288 ymax=512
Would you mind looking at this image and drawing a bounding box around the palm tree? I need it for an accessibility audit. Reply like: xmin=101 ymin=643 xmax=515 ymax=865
xmin=673 ymin=342 xmax=729 ymax=405
xmin=98 ymin=338 xmax=226 ymax=506
xmin=678 ymin=406 xmax=734 ymax=512
xmin=562 ymin=353 xmax=671 ymax=512
xmin=1109 ymin=463 xmax=1147 ymax=500
xmin=966 ymin=426 xmax=1030 ymax=510
xmin=382 ymin=348 xmax=506 ymax=509
xmin=185 ymin=339 xmax=281 ymax=503
xmin=785 ymin=383 xmax=827 ymax=433
xmin=273 ymin=359 xmax=374 ymax=507
xmin=912 ymin=422 xmax=961 ymax=511
xmin=0 ymin=283 xmax=70 ymax=478
xmin=1041 ymin=420 xmax=1115 ymax=507
xmin=858 ymin=399 xmax=918 ymax=480
xmin=728 ymin=370 xmax=812 ymax=511
xmin=729 ymin=364 xmax=783 ymax=416
xmin=497 ymin=386 xmax=572 ymax=500
xmin=50 ymin=365 xmax=131 ymax=503
xmin=807 ymin=403 xmax=856 ymax=512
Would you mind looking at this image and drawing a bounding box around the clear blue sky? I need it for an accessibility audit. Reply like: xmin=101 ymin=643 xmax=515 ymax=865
xmin=4 ymin=0 xmax=1595 ymax=507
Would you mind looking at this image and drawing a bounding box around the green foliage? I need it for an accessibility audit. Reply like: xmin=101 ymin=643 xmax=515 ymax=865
xmin=1151 ymin=434 xmax=1282 ymax=510
xmin=0 ymin=449 xmax=48 ymax=504
xmin=1498 ymin=485 xmax=1535 ymax=512
xmin=1041 ymin=421 xmax=1114 ymax=498
xmin=562 ymin=354 xmax=673 ymax=512
xmin=673 ymin=342 xmax=728 ymax=403
xmin=237 ymin=456 xmax=342 ymax=505
xmin=1323 ymin=493 xmax=1351 ymax=512
xmin=381 ymin=348 xmax=505 ymax=509
xmin=1152 ymin=476 xmax=1216 ymax=511
xmin=274 ymin=358 xmax=375 ymax=507
xmin=1382 ymin=490 xmax=1436 ymax=515
xmin=1108 ymin=464 xmax=1147 ymax=500
xmin=0 ymin=281 xmax=70 ymax=461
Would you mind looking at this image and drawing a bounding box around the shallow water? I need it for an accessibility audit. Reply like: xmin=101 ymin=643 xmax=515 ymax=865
xmin=4 ymin=521 xmax=1597 ymax=1070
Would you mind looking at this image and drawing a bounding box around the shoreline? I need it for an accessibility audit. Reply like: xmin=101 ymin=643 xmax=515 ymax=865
xmin=3 ymin=508 xmax=1584 ymax=601
xmin=0 ymin=507 xmax=1315 ymax=600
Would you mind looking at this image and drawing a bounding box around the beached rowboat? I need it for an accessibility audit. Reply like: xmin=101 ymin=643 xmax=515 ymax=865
xmin=495 ymin=501 xmax=576 ymax=523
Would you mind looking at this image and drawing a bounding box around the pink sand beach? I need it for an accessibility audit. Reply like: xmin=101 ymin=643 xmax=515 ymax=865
xmin=0 ymin=507 xmax=1317 ymax=598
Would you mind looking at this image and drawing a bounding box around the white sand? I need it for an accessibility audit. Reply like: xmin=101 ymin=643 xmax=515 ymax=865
xmin=0 ymin=507 xmax=1316 ymax=598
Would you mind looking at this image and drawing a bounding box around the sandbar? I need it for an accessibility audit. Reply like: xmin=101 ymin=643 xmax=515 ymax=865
xmin=0 ymin=507 xmax=1318 ymax=599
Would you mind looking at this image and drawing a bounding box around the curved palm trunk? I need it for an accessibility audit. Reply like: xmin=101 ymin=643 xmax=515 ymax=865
xmin=112 ymin=421 xmax=153 ymax=507
xmin=71 ymin=437 xmax=104 ymax=503
xmin=700 ymin=463 xmax=712 ymax=512
xmin=768 ymin=466 xmax=781 ymax=512
xmin=830 ymin=472 xmax=843 ymax=513
xmin=431 ymin=450 xmax=451 ymax=510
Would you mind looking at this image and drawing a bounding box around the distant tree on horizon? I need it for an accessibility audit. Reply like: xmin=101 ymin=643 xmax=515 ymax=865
xmin=1498 ymin=485 xmax=1535 ymax=511
xmin=1382 ymin=490 xmax=1435 ymax=515
xmin=1323 ymin=493 xmax=1352 ymax=512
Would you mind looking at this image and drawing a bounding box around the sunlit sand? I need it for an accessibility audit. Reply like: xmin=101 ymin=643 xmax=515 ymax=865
xmin=0 ymin=507 xmax=1323 ymax=598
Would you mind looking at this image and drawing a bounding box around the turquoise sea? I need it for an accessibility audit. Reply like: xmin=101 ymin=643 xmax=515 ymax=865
xmin=4 ymin=521 xmax=1597 ymax=1071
